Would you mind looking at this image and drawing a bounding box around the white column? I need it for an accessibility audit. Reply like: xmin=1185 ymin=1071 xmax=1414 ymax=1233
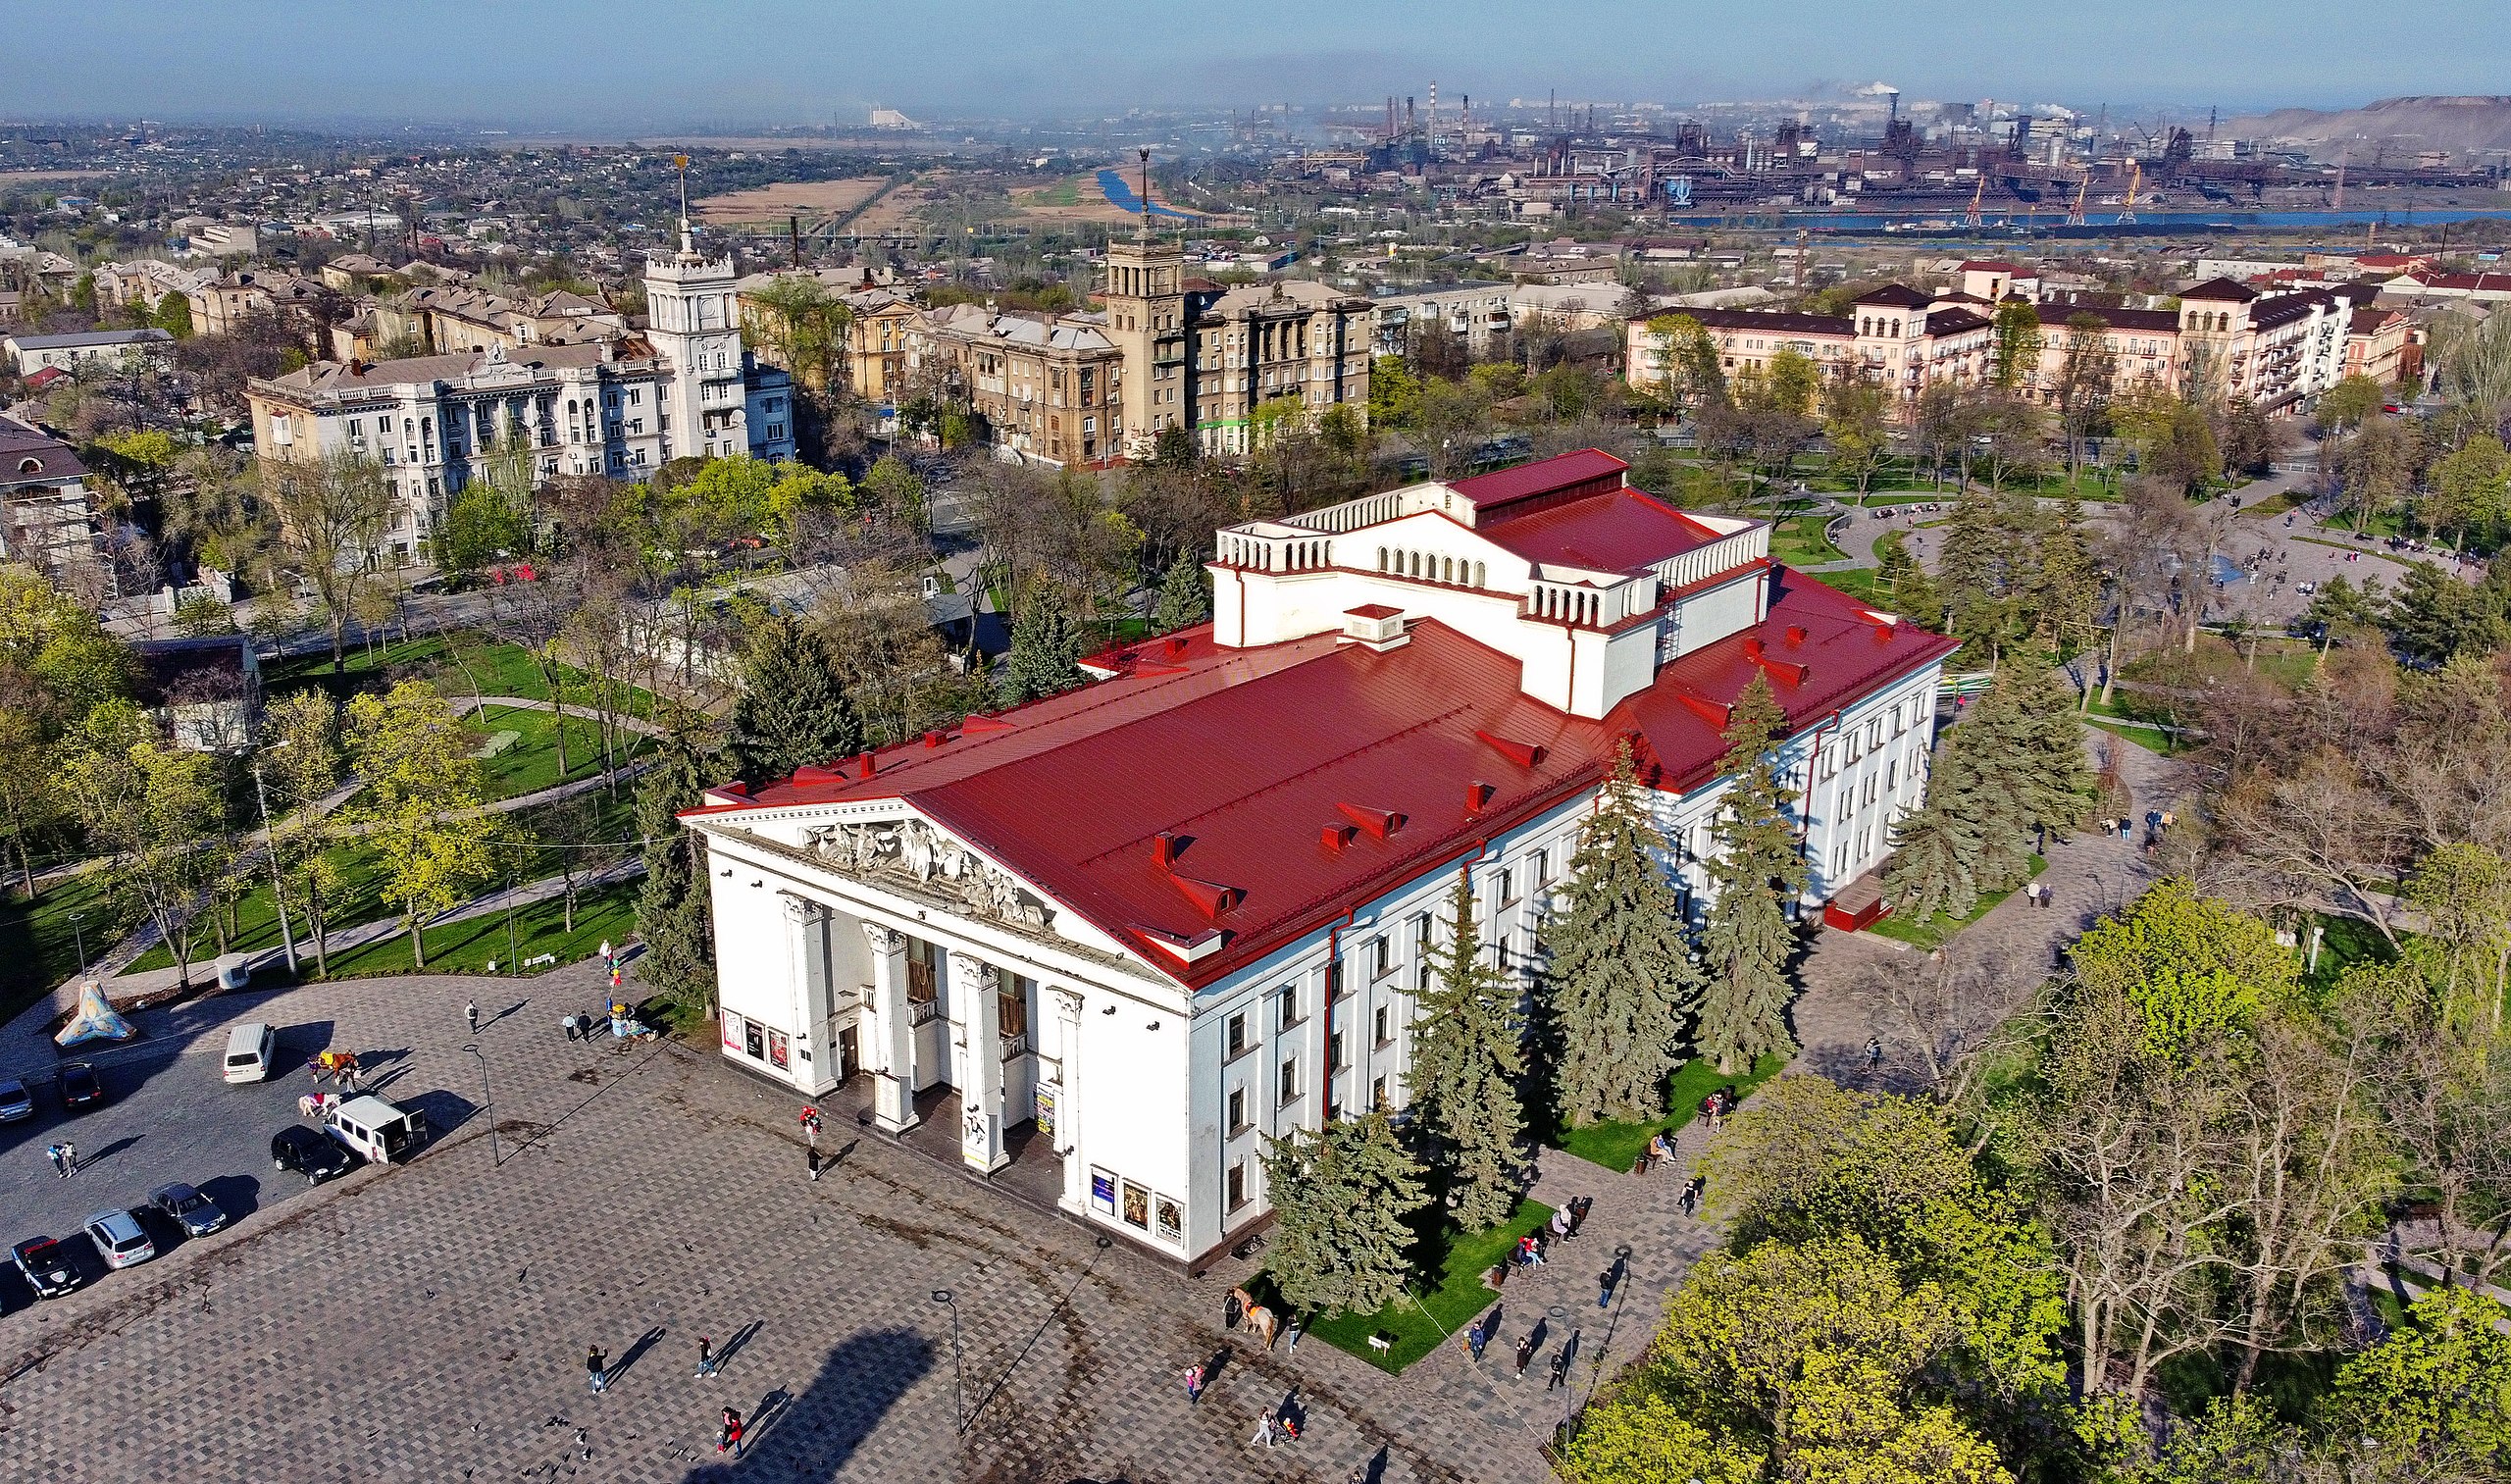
xmin=1049 ymin=986 xmax=1086 ymax=1211
xmin=782 ymin=895 xmax=835 ymax=1096
xmin=950 ymin=950 xmax=1009 ymax=1173
xmin=862 ymin=922 xmax=916 ymax=1133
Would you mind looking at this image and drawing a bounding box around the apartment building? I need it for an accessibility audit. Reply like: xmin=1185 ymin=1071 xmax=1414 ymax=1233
xmin=1626 ymin=284 xmax=1995 ymax=407
xmin=374 ymin=283 xmax=629 ymax=356
xmin=5 ymin=328 xmax=176 ymax=378
xmin=247 ymin=228 xmax=795 ymax=566
xmin=91 ymin=260 xmax=213 ymax=312
xmin=733 ymin=268 xmax=919 ymax=404
xmin=904 ymin=302 xmax=1125 ymax=467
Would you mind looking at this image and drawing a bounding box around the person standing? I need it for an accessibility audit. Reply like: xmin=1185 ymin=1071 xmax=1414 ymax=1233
xmin=718 ymin=1407 xmax=743 ymax=1458
xmin=1513 ymin=1333 xmax=1536 ymax=1380
xmin=1248 ymin=1411 xmax=1276 ymax=1449
xmin=465 ymin=999 xmax=480 ymax=1035
xmin=1464 ymin=1316 xmax=1488 ymax=1361
xmin=1182 ymin=1362 xmax=1204 ymax=1405
xmin=807 ymin=1145 xmax=822 ymax=1182
xmin=587 ymin=1345 xmax=608 ymax=1394
xmin=44 ymin=1143 xmax=64 ymax=1178
xmin=694 ymin=1335 xmax=714 ymax=1378
xmin=1598 ymin=1261 xmax=1620 ymax=1309
xmin=59 ymin=1141 xmax=76 ymax=1177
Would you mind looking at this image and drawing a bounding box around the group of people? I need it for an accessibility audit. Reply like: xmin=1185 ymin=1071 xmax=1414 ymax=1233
xmin=42 ymin=1141 xmax=77 ymax=1177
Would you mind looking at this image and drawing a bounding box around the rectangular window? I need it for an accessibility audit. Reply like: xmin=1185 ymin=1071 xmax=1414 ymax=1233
xmin=1533 ymin=848 xmax=1551 ymax=887
xmin=1330 ymin=1030 xmax=1348 ymax=1071
xmin=1499 ymin=867 xmax=1516 ymax=905
xmin=1412 ymin=914 xmax=1433 ymax=990
xmin=1227 ymin=1087 xmax=1248 ymax=1134
xmin=1226 ymin=1011 xmax=1250 ymax=1057
xmin=1374 ymin=1003 xmax=1391 ymax=1045
xmin=1277 ymin=985 xmax=1298 ymax=1031
xmin=1227 ymin=1160 xmax=1248 ymax=1210
xmin=1278 ymin=1056 xmax=1300 ymax=1106
xmin=1372 ymin=1075 xmax=1389 ymax=1110
xmin=1370 ymin=937 xmax=1391 ymax=979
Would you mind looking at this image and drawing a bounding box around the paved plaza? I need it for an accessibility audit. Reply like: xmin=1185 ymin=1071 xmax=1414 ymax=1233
xmin=0 ymin=730 xmax=2176 ymax=1484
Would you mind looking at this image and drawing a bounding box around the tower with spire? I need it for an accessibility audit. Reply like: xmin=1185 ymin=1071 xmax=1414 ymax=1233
xmin=1102 ymin=147 xmax=1188 ymax=459
xmin=642 ymin=155 xmax=748 ymax=461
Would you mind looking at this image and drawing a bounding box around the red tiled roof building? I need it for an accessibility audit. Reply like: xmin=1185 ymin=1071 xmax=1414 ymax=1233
xmin=684 ymin=451 xmax=1956 ymax=1263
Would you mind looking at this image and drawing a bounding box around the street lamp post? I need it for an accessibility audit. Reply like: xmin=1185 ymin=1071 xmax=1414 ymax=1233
xmin=67 ymin=910 xmax=86 ymax=977
xmin=250 ymin=751 xmax=300 ymax=976
xmin=931 ymin=1288 xmax=963 ymax=1434
xmin=464 ymin=1042 xmax=498 ymax=1168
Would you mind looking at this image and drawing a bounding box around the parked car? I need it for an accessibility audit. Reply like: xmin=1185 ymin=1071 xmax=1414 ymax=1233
xmin=147 ymin=1183 xmax=229 ymax=1239
xmin=323 ymin=1096 xmax=428 ymax=1165
xmin=0 ymin=1077 xmax=32 ymax=1122
xmin=11 ymin=1236 xmax=84 ymax=1300
xmin=82 ymin=1209 xmax=155 ymax=1270
xmin=271 ymin=1125 xmax=352 ymax=1185
xmin=59 ymin=1061 xmax=102 ymax=1111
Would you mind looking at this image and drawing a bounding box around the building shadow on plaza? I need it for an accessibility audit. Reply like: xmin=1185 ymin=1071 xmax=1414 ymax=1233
xmin=678 ymin=1325 xmax=933 ymax=1481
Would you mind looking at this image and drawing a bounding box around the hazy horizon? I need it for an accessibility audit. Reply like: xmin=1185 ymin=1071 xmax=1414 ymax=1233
xmin=2 ymin=0 xmax=2502 ymax=134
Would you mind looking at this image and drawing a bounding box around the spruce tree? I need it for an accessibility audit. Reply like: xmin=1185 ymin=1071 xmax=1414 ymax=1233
xmin=1696 ymin=674 xmax=1808 ymax=1075
xmin=1152 ymin=550 xmax=1209 ymax=634
xmin=1408 ymin=874 xmax=1527 ymax=1231
xmin=725 ymin=616 xmax=862 ymax=785
xmin=2001 ymin=664 xmax=2096 ymax=839
xmin=1260 ymin=1111 xmax=1428 ymax=1317
xmin=1883 ymin=723 xmax=1992 ymax=924
xmin=1537 ymin=740 xmax=1702 ymax=1126
xmin=999 ymin=583 xmax=1086 ymax=705
xmin=634 ymin=730 xmax=716 ymax=1016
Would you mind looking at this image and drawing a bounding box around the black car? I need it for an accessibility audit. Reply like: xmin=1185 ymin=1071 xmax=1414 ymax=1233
xmin=59 ymin=1062 xmax=102 ymax=1111
xmin=147 ymin=1183 xmax=230 ymax=1239
xmin=12 ymin=1236 xmax=84 ymax=1300
xmin=271 ymin=1126 xmax=353 ymax=1185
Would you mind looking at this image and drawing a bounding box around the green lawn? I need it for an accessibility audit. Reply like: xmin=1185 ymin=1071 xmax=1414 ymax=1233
xmin=1245 ymin=1197 xmax=1555 ymax=1374
xmin=1868 ymin=855 xmax=2046 ymax=951
xmin=468 ymin=703 xmax=628 ymax=802
xmin=1769 ymin=514 xmax=1846 ymax=566
xmin=268 ymin=633 xmax=658 ymax=721
xmin=122 ymin=838 xmax=392 ymax=975
xmin=319 ymin=881 xmax=639 ymax=979
xmin=1808 ymin=566 xmax=1885 ymax=604
xmin=0 ymin=869 xmax=132 ymax=1024
xmin=2238 ymin=487 xmax=2309 ymax=519
xmin=1553 ymin=1052 xmax=1788 ymax=1174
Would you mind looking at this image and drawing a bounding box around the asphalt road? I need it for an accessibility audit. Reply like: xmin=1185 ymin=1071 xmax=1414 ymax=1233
xmin=0 ymin=977 xmax=457 ymax=1307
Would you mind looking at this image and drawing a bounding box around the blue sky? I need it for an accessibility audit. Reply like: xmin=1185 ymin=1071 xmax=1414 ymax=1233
xmin=0 ymin=1 xmax=2498 ymax=129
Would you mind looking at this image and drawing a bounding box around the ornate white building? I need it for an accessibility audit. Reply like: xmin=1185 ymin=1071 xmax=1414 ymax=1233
xmin=683 ymin=450 xmax=1956 ymax=1264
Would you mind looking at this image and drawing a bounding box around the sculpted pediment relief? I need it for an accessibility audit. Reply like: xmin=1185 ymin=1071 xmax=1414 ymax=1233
xmin=804 ymin=817 xmax=1055 ymax=930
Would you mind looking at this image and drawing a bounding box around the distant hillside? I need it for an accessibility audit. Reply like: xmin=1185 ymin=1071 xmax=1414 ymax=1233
xmin=2229 ymin=95 xmax=2511 ymax=160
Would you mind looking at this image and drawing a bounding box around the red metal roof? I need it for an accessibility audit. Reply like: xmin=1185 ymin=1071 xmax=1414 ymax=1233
xmin=692 ymin=568 xmax=1954 ymax=991
xmin=1478 ymin=487 xmax=1723 ymax=575
xmin=1447 ymin=448 xmax=1628 ymax=512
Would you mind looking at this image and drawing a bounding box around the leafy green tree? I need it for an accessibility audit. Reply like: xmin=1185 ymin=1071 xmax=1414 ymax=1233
xmin=2302 ymin=572 xmax=2382 ymax=651
xmin=1151 ymin=549 xmax=1207 ymax=634
xmin=858 ymin=454 xmax=928 ymax=532
xmin=63 ymin=732 xmax=231 ymax=990
xmin=1367 ymin=354 xmax=1422 ymax=430
xmin=2383 ymin=559 xmax=2506 ymax=664
xmin=1821 ymin=376 xmax=1891 ymax=495
xmin=343 ymin=681 xmax=496 ymax=968
xmin=1408 ymin=874 xmax=1526 ymax=1231
xmin=1989 ymin=299 xmax=2042 ymax=391
xmin=999 ymin=582 xmax=1086 ymax=705
xmin=2338 ymin=415 xmax=2424 ymax=533
xmin=2426 ymin=434 xmax=2509 ymax=550
xmin=724 ymin=615 xmax=862 ymax=785
xmin=635 ymin=729 xmax=717 ymax=1020
xmin=1538 ymin=741 xmax=1701 ymax=1125
xmin=2315 ymin=374 xmax=2386 ymax=435
xmin=154 ymin=290 xmax=193 ymax=338
xmin=2071 ymin=876 xmax=2293 ymax=1062
xmin=1697 ymin=675 xmax=1807 ymax=1074
xmin=2327 ymin=1285 xmax=2511 ymax=1466
xmin=1260 ymin=1111 xmax=1429 ymax=1317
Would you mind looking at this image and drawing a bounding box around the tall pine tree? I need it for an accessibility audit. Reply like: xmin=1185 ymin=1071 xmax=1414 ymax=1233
xmin=1408 ymin=873 xmax=1527 ymax=1232
xmin=1696 ymin=674 xmax=1808 ymax=1075
xmin=1152 ymin=550 xmax=1209 ymax=634
xmin=1537 ymin=740 xmax=1702 ymax=1126
xmin=999 ymin=582 xmax=1087 ymax=705
xmin=725 ymin=616 xmax=862 ymax=785
xmin=1261 ymin=1111 xmax=1429 ymax=1317
xmin=634 ymin=728 xmax=716 ymax=1017
xmin=1994 ymin=663 xmax=2096 ymax=840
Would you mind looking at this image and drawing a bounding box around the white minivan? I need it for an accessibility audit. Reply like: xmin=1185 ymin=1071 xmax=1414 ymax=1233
xmin=223 ymin=1022 xmax=277 ymax=1084
xmin=323 ymin=1096 xmax=428 ymax=1165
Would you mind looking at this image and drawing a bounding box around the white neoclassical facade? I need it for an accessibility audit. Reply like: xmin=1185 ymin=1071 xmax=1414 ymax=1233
xmin=683 ymin=450 xmax=1956 ymax=1264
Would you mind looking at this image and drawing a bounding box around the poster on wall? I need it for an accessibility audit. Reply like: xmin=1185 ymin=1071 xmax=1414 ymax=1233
xmin=1121 ymin=1181 xmax=1150 ymax=1229
xmin=1153 ymin=1194 xmax=1183 ymax=1246
xmin=720 ymin=1012 xmax=742 ymax=1052
xmin=1090 ymin=1167 xmax=1117 ymax=1217
xmin=1034 ymin=1084 xmax=1056 ymax=1137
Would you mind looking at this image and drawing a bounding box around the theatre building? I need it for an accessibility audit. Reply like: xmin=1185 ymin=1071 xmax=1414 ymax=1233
xmin=682 ymin=449 xmax=1957 ymax=1264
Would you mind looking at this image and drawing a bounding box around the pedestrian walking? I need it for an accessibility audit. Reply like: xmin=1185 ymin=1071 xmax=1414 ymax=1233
xmin=1183 ymin=1362 xmax=1205 ymax=1405
xmin=1465 ymin=1316 xmax=1488 ymax=1361
xmin=807 ymin=1145 xmax=822 ymax=1181
xmin=1249 ymin=1411 xmax=1277 ymax=1449
xmin=1283 ymin=1318 xmax=1303 ymax=1355
xmin=465 ymin=999 xmax=479 ymax=1035
xmin=1680 ymin=1175 xmax=1705 ymax=1217
xmin=59 ymin=1141 xmax=76 ymax=1177
xmin=695 ymin=1335 xmax=714 ymax=1377
xmin=718 ymin=1407 xmax=743 ymax=1457
xmin=1548 ymin=1345 xmax=1572 ymax=1391
xmin=44 ymin=1143 xmax=63 ymax=1178
xmin=587 ymin=1345 xmax=608 ymax=1394
xmin=1513 ymin=1333 xmax=1536 ymax=1380
xmin=1599 ymin=1266 xmax=1618 ymax=1308
xmin=1865 ymin=1034 xmax=1884 ymax=1068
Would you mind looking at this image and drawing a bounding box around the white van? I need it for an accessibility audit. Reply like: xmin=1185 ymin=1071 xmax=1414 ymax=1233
xmin=323 ymin=1096 xmax=427 ymax=1165
xmin=222 ymin=1022 xmax=276 ymax=1084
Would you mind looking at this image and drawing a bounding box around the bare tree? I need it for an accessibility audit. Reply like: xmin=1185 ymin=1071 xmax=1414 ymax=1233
xmin=257 ymin=451 xmax=391 ymax=674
